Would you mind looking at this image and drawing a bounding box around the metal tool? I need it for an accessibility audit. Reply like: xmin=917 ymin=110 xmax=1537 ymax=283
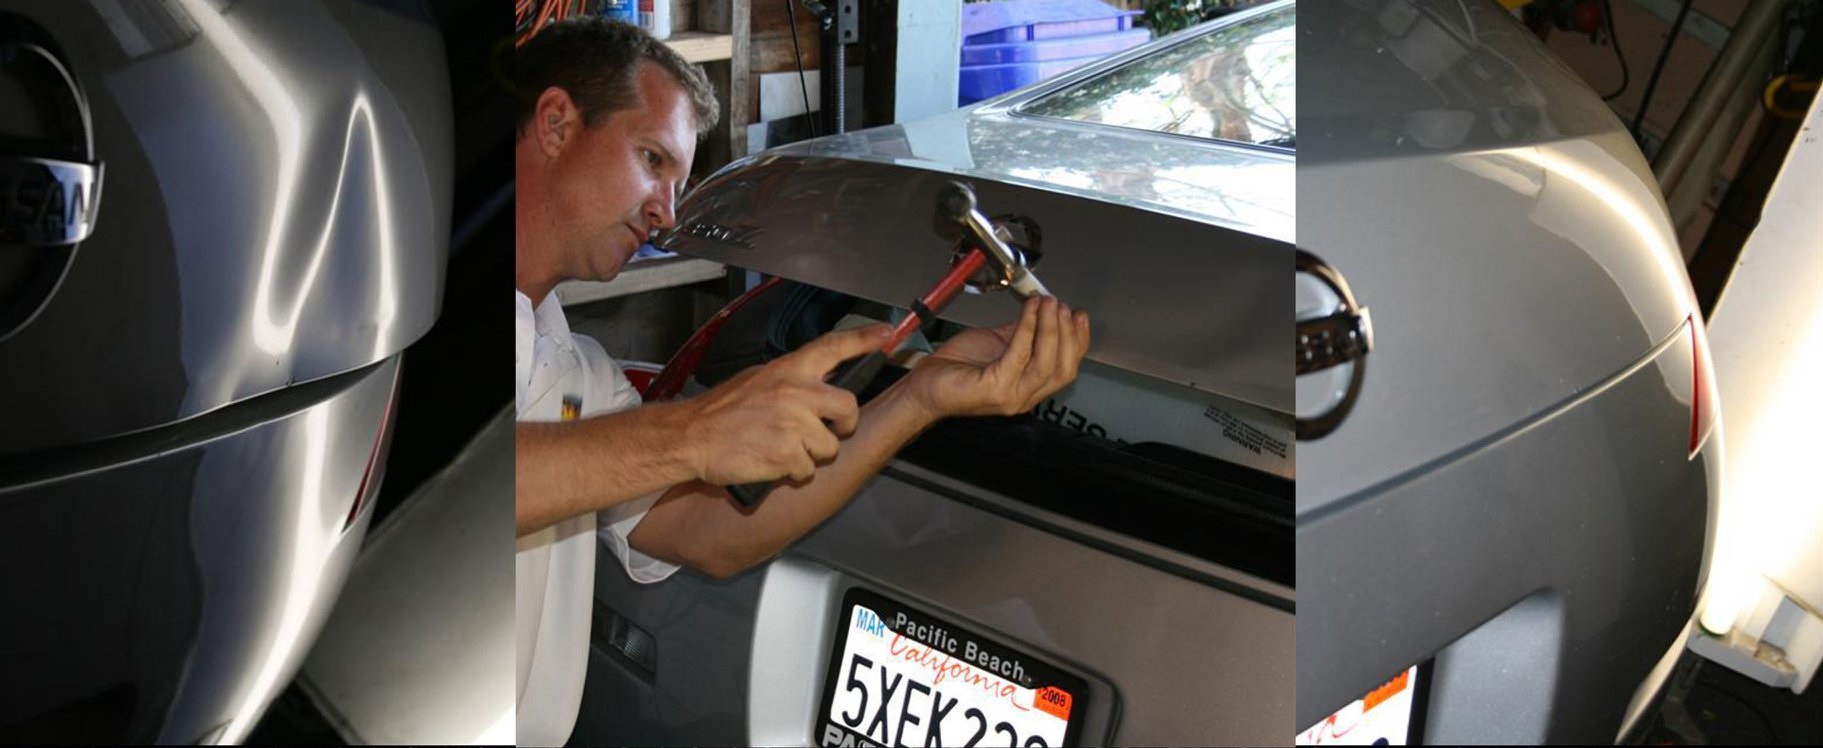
xmin=937 ymin=182 xmax=1050 ymax=300
xmin=724 ymin=181 xmax=1047 ymax=505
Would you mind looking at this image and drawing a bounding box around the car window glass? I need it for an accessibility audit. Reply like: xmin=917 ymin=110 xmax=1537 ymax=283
xmin=1017 ymin=8 xmax=1295 ymax=149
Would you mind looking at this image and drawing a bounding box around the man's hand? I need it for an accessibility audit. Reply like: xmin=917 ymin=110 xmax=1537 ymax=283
xmin=678 ymin=324 xmax=889 ymax=486
xmin=625 ymin=297 xmax=1087 ymax=577
xmin=902 ymin=296 xmax=1091 ymax=421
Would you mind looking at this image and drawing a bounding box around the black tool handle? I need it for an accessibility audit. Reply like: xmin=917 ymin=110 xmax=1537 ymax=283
xmin=724 ymin=351 xmax=891 ymax=506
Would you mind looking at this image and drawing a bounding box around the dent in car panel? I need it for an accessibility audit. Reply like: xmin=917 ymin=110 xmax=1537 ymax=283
xmin=0 ymin=0 xmax=450 ymax=455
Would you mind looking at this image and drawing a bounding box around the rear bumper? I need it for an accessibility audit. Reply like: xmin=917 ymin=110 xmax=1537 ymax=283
xmin=0 ymin=357 xmax=400 ymax=744
xmin=576 ymin=460 xmax=1293 ymax=745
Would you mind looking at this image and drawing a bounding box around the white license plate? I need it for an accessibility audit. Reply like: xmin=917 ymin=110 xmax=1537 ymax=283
xmin=817 ymin=589 xmax=1087 ymax=748
xmin=1297 ymin=665 xmax=1421 ymax=745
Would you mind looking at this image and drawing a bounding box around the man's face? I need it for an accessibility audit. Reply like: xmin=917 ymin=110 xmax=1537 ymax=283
xmin=545 ymin=62 xmax=697 ymax=284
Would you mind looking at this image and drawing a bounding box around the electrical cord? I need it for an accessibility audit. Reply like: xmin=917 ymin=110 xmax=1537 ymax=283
xmin=786 ymin=0 xmax=818 ymax=138
xmin=1630 ymin=0 xmax=1693 ymax=141
xmin=1600 ymin=0 xmax=1629 ymax=100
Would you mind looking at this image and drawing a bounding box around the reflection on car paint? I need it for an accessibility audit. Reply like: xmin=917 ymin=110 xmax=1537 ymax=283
xmin=1018 ymin=6 xmax=1294 ymax=147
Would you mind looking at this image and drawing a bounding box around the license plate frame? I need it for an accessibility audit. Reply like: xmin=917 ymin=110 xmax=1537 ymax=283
xmin=815 ymin=587 xmax=1090 ymax=748
xmin=1298 ymin=661 xmax=1432 ymax=745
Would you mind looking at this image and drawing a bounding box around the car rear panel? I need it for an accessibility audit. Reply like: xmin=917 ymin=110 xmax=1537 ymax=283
xmin=1295 ymin=0 xmax=1698 ymax=512
xmin=664 ymin=149 xmax=1293 ymax=414
xmin=0 ymin=356 xmax=399 ymax=744
xmin=1297 ymin=318 xmax=1718 ymax=743
xmin=1296 ymin=130 xmax=1696 ymax=511
xmin=1297 ymin=0 xmax=1627 ymax=165
xmin=1295 ymin=1 xmax=1719 ymax=742
xmin=576 ymin=460 xmax=1293 ymax=745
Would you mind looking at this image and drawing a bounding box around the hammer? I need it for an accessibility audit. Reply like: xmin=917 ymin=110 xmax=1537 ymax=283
xmin=723 ymin=181 xmax=1047 ymax=505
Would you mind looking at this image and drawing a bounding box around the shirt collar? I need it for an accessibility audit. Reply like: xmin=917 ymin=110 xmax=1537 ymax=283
xmin=531 ymin=289 xmax=569 ymax=339
xmin=515 ymin=289 xmax=567 ymax=391
xmin=514 ymin=290 xmax=534 ymax=394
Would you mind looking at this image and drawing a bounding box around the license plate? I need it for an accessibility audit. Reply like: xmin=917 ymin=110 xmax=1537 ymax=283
xmin=817 ymin=589 xmax=1088 ymax=748
xmin=1297 ymin=665 xmax=1422 ymax=745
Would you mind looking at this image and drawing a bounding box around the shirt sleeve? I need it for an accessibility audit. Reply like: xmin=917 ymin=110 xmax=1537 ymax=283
xmin=574 ymin=334 xmax=681 ymax=585
xmin=597 ymin=491 xmax=679 ymax=584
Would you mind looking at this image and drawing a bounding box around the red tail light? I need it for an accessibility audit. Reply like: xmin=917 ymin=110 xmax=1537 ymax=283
xmin=1688 ymin=313 xmax=1719 ymax=459
xmin=646 ymin=276 xmax=784 ymax=402
xmin=345 ymin=366 xmax=401 ymax=531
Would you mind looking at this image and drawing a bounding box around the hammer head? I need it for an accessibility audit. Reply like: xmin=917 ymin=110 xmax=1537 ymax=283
xmin=937 ymin=181 xmax=977 ymax=223
xmin=933 ymin=180 xmax=1052 ymax=298
xmin=931 ymin=181 xmax=976 ymax=243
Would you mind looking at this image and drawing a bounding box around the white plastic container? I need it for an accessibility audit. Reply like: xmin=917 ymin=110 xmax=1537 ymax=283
xmin=640 ymin=0 xmax=671 ymax=40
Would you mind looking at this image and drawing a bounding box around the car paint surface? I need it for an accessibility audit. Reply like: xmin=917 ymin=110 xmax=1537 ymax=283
xmin=1296 ymin=0 xmax=1696 ymax=513
xmin=0 ymin=0 xmax=450 ymax=456
xmin=0 ymin=358 xmax=398 ymax=744
xmin=0 ymin=0 xmax=449 ymax=742
xmin=667 ymin=156 xmax=1292 ymax=413
xmin=577 ymin=463 xmax=1294 ymax=746
xmin=1298 ymin=324 xmax=1716 ymax=741
xmin=1296 ymin=0 xmax=1719 ymax=742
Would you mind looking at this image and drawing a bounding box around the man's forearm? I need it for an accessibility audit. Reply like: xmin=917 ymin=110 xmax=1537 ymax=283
xmin=629 ymin=382 xmax=939 ymax=577
xmin=515 ymin=401 xmax=702 ymax=536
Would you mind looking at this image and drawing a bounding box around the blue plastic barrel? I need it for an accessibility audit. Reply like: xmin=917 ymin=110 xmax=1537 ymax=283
xmin=958 ymin=0 xmax=1147 ymax=105
xmin=598 ymin=0 xmax=637 ymax=25
xmin=959 ymin=55 xmax=1107 ymax=105
xmin=962 ymin=0 xmax=1142 ymax=45
xmin=960 ymin=27 xmax=1150 ymax=66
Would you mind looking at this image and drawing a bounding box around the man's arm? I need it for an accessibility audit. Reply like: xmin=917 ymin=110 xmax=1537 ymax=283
xmin=629 ymin=296 xmax=1090 ymax=578
xmin=515 ymin=402 xmax=701 ymax=536
xmin=515 ymin=325 xmax=890 ymax=537
xmin=623 ymin=383 xmax=935 ymax=578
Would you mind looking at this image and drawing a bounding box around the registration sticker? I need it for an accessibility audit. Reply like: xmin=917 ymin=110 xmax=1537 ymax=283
xmin=817 ymin=589 xmax=1088 ymax=748
xmin=1297 ymin=665 xmax=1422 ymax=745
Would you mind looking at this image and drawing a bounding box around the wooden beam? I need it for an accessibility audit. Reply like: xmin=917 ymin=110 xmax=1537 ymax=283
xmin=666 ymin=30 xmax=734 ymax=63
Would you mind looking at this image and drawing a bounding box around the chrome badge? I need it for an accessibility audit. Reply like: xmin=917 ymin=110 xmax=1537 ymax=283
xmin=0 ymin=28 xmax=103 ymax=249
xmin=1 ymin=17 xmax=104 ymax=342
xmin=0 ymin=155 xmax=102 ymax=247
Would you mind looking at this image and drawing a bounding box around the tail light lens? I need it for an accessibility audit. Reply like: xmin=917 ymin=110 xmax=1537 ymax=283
xmin=1689 ymin=313 xmax=1719 ymax=459
xmin=345 ymin=366 xmax=401 ymax=531
xmin=646 ymin=276 xmax=784 ymax=402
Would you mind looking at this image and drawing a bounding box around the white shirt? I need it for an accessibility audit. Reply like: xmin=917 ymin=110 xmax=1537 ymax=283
xmin=514 ymin=290 xmax=680 ymax=747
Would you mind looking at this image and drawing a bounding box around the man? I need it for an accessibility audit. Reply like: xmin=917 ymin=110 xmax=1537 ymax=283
xmin=514 ymin=18 xmax=1089 ymax=745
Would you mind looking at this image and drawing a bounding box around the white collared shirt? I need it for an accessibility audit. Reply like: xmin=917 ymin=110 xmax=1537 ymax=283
xmin=514 ymin=289 xmax=679 ymax=747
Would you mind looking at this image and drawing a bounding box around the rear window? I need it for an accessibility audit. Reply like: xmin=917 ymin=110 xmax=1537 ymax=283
xmin=1016 ymin=5 xmax=1295 ymax=149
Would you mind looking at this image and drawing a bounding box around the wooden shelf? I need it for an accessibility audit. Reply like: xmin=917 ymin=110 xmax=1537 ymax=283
xmin=665 ymin=31 xmax=735 ymax=63
xmin=556 ymin=256 xmax=727 ymax=306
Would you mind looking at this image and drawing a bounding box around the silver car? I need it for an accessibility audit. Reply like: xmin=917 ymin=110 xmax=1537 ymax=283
xmin=1295 ymin=0 xmax=1720 ymax=743
xmin=571 ymin=3 xmax=1296 ymax=745
xmin=0 ymin=1 xmax=449 ymax=742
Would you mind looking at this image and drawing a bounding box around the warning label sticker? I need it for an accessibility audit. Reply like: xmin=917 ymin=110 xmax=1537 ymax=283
xmin=1204 ymin=406 xmax=1288 ymax=459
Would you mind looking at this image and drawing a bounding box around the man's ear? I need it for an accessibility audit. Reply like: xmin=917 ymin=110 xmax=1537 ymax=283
xmin=533 ymin=86 xmax=577 ymax=158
